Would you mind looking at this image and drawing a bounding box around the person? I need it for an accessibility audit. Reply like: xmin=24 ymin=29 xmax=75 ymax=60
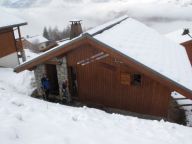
xmin=41 ymin=75 xmax=50 ymax=100
xmin=62 ymin=80 xmax=71 ymax=104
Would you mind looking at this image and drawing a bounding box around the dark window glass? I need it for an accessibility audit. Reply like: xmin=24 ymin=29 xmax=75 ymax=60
xmin=132 ymin=74 xmax=141 ymax=86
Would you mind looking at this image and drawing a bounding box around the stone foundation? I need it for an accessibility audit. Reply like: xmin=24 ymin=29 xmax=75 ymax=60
xmin=33 ymin=57 xmax=70 ymax=100
xmin=34 ymin=64 xmax=46 ymax=96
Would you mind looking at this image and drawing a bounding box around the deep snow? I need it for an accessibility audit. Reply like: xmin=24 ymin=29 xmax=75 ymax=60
xmin=0 ymin=68 xmax=192 ymax=144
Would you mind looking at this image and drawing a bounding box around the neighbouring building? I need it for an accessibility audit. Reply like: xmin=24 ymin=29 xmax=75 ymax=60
xmin=166 ymin=29 xmax=192 ymax=65
xmin=23 ymin=35 xmax=57 ymax=53
xmin=14 ymin=16 xmax=192 ymax=119
xmin=0 ymin=12 xmax=27 ymax=68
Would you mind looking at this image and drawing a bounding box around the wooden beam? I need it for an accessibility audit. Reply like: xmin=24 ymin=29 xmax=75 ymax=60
xmin=173 ymin=98 xmax=188 ymax=100
xmin=45 ymin=60 xmax=61 ymax=65
xmin=176 ymin=104 xmax=192 ymax=107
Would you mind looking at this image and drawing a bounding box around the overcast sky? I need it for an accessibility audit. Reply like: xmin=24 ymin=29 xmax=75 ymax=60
xmin=1 ymin=0 xmax=192 ymax=35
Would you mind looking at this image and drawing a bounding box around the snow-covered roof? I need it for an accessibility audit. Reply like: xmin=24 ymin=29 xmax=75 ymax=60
xmin=25 ymin=35 xmax=48 ymax=44
xmin=14 ymin=15 xmax=192 ymax=95
xmin=87 ymin=15 xmax=128 ymax=36
xmin=165 ymin=29 xmax=192 ymax=44
xmin=87 ymin=17 xmax=192 ymax=91
xmin=0 ymin=12 xmax=27 ymax=29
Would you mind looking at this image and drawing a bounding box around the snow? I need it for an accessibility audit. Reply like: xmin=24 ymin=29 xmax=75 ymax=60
xmin=0 ymin=11 xmax=26 ymax=28
xmin=86 ymin=15 xmax=128 ymax=36
xmin=91 ymin=17 xmax=192 ymax=91
xmin=25 ymin=35 xmax=48 ymax=44
xmin=1 ymin=68 xmax=192 ymax=144
xmin=24 ymin=49 xmax=42 ymax=61
xmin=165 ymin=29 xmax=192 ymax=43
xmin=172 ymin=92 xmax=192 ymax=127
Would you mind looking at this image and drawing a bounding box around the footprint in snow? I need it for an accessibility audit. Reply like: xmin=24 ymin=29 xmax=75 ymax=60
xmin=11 ymin=101 xmax=24 ymax=107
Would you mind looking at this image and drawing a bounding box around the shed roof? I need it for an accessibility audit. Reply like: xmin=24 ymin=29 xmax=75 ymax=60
xmin=0 ymin=12 xmax=27 ymax=29
xmin=14 ymin=15 xmax=192 ymax=99
xmin=25 ymin=35 xmax=49 ymax=44
xmin=165 ymin=29 xmax=192 ymax=44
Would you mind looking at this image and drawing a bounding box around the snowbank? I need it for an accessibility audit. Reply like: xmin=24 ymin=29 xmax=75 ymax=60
xmin=0 ymin=68 xmax=192 ymax=144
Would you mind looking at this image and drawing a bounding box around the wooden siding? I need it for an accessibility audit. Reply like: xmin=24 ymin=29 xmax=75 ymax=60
xmin=66 ymin=44 xmax=171 ymax=117
xmin=182 ymin=41 xmax=192 ymax=65
xmin=0 ymin=28 xmax=17 ymax=58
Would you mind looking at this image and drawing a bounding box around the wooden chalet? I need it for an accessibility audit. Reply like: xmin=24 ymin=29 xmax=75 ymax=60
xmin=0 ymin=12 xmax=27 ymax=68
xmin=23 ymin=35 xmax=57 ymax=53
xmin=14 ymin=16 xmax=192 ymax=118
xmin=166 ymin=29 xmax=192 ymax=65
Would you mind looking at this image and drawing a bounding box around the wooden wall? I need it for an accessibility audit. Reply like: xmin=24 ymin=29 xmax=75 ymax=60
xmin=182 ymin=41 xmax=192 ymax=65
xmin=0 ymin=28 xmax=17 ymax=58
xmin=66 ymin=44 xmax=172 ymax=117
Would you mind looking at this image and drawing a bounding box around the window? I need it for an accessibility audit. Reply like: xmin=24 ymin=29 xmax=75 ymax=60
xmin=120 ymin=72 xmax=131 ymax=85
xmin=132 ymin=74 xmax=142 ymax=86
xmin=120 ymin=72 xmax=142 ymax=86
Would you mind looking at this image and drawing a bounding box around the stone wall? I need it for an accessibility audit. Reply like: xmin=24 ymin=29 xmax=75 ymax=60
xmin=34 ymin=64 xmax=46 ymax=96
xmin=56 ymin=57 xmax=70 ymax=100
xmin=33 ymin=57 xmax=70 ymax=100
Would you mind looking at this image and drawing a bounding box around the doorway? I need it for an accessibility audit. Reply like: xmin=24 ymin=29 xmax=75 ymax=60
xmin=45 ymin=64 xmax=59 ymax=95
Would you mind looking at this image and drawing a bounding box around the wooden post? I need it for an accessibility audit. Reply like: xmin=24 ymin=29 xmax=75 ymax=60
xmin=18 ymin=26 xmax=26 ymax=62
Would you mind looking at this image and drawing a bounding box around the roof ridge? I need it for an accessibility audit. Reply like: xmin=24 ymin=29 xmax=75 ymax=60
xmin=86 ymin=15 xmax=129 ymax=36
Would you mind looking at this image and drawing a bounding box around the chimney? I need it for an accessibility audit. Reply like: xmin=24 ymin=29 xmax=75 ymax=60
xmin=70 ymin=20 xmax=83 ymax=39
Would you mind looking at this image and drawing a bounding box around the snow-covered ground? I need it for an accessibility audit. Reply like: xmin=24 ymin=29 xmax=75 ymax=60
xmin=1 ymin=68 xmax=192 ymax=144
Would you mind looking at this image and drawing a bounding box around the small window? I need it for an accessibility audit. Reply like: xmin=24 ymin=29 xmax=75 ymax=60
xmin=132 ymin=74 xmax=142 ymax=86
xmin=120 ymin=72 xmax=131 ymax=85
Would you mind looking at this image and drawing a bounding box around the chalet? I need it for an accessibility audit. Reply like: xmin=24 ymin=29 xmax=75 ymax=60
xmin=14 ymin=16 xmax=192 ymax=118
xmin=166 ymin=29 xmax=192 ymax=65
xmin=0 ymin=12 xmax=27 ymax=68
xmin=23 ymin=35 xmax=57 ymax=53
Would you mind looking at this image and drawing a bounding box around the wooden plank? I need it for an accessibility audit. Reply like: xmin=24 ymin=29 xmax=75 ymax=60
xmin=44 ymin=60 xmax=61 ymax=65
xmin=177 ymin=104 xmax=192 ymax=107
xmin=173 ymin=98 xmax=188 ymax=100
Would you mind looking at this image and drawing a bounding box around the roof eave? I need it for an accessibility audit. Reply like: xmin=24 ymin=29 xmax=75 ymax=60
xmin=0 ymin=22 xmax=28 ymax=30
xmin=14 ymin=34 xmax=88 ymax=73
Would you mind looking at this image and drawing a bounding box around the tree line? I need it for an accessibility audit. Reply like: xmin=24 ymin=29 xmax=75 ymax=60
xmin=43 ymin=26 xmax=71 ymax=41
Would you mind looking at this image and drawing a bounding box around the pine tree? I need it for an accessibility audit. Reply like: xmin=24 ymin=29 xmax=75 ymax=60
xmin=43 ymin=27 xmax=49 ymax=40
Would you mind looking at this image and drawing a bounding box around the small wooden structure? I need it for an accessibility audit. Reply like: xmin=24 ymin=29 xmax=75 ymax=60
xmin=0 ymin=12 xmax=27 ymax=67
xmin=14 ymin=16 xmax=192 ymax=118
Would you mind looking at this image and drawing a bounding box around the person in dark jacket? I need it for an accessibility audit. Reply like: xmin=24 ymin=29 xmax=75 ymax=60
xmin=41 ymin=75 xmax=50 ymax=100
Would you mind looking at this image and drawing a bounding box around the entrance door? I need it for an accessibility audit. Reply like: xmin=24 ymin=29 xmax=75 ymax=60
xmin=68 ymin=66 xmax=78 ymax=97
xmin=45 ymin=64 xmax=59 ymax=95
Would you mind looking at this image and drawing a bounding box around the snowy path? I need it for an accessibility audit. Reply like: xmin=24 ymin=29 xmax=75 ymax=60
xmin=0 ymin=68 xmax=192 ymax=144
